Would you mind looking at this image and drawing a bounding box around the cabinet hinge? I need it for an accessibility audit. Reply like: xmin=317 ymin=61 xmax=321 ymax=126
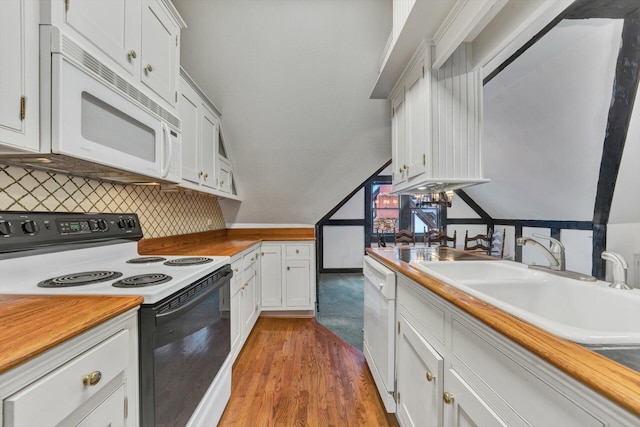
xmin=423 ymin=153 xmax=426 ymax=165
xmin=20 ymin=96 xmax=26 ymax=121
xmin=176 ymin=35 xmax=179 ymax=46
xmin=397 ymin=392 xmax=401 ymax=403
xmin=397 ymin=321 xmax=400 ymax=335
xmin=175 ymin=91 xmax=178 ymax=102
xmin=422 ymin=65 xmax=425 ymax=78
xmin=65 ymin=0 xmax=69 ymax=12
xmin=124 ymin=396 xmax=128 ymax=419
xmin=392 ymin=108 xmax=395 ymax=118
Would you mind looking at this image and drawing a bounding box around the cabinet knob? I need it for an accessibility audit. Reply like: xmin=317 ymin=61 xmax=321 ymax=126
xmin=296 ymin=249 xmax=299 ymax=254
xmin=82 ymin=371 xmax=102 ymax=386
xmin=287 ymin=266 xmax=291 ymax=271
xmin=234 ymin=268 xmax=239 ymax=273
xmin=426 ymin=372 xmax=435 ymax=382
xmin=220 ymin=180 xmax=224 ymax=184
xmin=204 ymin=173 xmax=209 ymax=178
xmin=261 ymin=252 xmax=264 ymax=256
xmin=128 ymin=50 xmax=137 ymax=59
xmin=198 ymin=171 xmax=203 ymax=177
xmin=145 ymin=64 xmax=153 ymax=73
xmin=443 ymin=392 xmax=455 ymax=404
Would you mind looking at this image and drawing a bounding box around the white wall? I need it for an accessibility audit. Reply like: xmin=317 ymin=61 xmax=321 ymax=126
xmin=469 ymin=19 xmax=622 ymax=221
xmin=447 ymin=197 xmax=480 ymax=219
xmin=331 ymin=189 xmax=364 ymax=220
xmin=323 ymin=226 xmax=365 ymax=269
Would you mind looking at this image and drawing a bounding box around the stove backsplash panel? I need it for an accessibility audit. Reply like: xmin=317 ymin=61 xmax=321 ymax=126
xmin=0 ymin=165 xmax=226 ymax=238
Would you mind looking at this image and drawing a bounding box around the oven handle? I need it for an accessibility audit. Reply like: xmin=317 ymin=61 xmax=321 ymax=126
xmin=155 ymin=271 xmax=232 ymax=325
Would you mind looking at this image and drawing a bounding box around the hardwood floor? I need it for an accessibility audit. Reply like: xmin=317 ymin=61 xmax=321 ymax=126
xmin=219 ymin=317 xmax=400 ymax=427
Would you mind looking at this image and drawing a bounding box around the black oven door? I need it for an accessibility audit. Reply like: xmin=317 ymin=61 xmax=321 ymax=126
xmin=139 ymin=265 xmax=232 ymax=427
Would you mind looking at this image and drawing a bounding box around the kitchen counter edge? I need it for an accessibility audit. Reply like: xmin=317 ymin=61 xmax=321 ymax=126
xmin=366 ymin=247 xmax=640 ymax=418
xmin=0 ymin=294 xmax=143 ymax=374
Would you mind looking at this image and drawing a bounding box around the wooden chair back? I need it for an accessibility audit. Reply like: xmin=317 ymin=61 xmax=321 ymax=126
xmin=463 ymin=230 xmax=493 ymax=255
xmin=394 ymin=229 xmax=416 ymax=245
xmin=425 ymin=228 xmax=456 ymax=248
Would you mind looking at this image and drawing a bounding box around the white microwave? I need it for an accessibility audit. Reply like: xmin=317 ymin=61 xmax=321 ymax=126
xmin=0 ymin=26 xmax=181 ymax=185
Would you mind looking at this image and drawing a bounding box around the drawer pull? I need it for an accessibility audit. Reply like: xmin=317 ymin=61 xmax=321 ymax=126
xmin=443 ymin=392 xmax=454 ymax=404
xmin=426 ymin=372 xmax=435 ymax=382
xmin=296 ymin=249 xmax=299 ymax=254
xmin=82 ymin=371 xmax=102 ymax=387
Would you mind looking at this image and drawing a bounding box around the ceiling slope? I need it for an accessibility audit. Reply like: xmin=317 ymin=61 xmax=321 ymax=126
xmin=173 ymin=0 xmax=392 ymax=225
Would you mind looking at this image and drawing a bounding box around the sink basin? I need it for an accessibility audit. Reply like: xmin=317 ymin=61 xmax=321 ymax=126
xmin=410 ymin=260 xmax=640 ymax=346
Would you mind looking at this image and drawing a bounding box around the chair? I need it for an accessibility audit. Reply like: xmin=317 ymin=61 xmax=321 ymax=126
xmin=463 ymin=229 xmax=493 ymax=255
xmin=491 ymin=229 xmax=506 ymax=258
xmin=394 ymin=229 xmax=416 ymax=245
xmin=424 ymin=227 xmax=457 ymax=248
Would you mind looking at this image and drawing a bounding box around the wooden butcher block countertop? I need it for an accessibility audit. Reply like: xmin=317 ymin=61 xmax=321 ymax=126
xmin=139 ymin=228 xmax=315 ymax=257
xmin=0 ymin=294 xmax=143 ymax=374
xmin=367 ymin=246 xmax=640 ymax=418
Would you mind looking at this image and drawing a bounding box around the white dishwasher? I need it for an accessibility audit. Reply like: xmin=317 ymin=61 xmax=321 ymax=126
xmin=363 ymin=255 xmax=397 ymax=413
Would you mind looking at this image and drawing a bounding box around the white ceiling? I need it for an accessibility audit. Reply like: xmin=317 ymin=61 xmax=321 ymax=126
xmin=173 ymin=0 xmax=392 ymax=225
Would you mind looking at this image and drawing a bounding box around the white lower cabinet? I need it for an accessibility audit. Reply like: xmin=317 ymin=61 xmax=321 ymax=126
xmin=260 ymin=242 xmax=315 ymax=312
xmin=230 ymin=245 xmax=261 ymax=362
xmin=395 ymin=275 xmax=640 ymax=427
xmin=396 ymin=314 xmax=443 ymax=427
xmin=0 ymin=310 xmax=139 ymax=427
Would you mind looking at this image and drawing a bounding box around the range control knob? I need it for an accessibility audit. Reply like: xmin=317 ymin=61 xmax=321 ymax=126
xmin=0 ymin=221 xmax=11 ymax=236
xmin=117 ymin=219 xmax=127 ymax=229
xmin=96 ymin=219 xmax=108 ymax=231
xmin=127 ymin=218 xmax=136 ymax=229
xmin=22 ymin=220 xmax=38 ymax=234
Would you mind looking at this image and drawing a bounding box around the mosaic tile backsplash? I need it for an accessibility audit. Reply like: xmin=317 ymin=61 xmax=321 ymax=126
xmin=0 ymin=165 xmax=227 ymax=238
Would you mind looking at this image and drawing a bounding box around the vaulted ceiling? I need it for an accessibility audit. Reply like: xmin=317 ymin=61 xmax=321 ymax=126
xmin=173 ymin=0 xmax=392 ymax=225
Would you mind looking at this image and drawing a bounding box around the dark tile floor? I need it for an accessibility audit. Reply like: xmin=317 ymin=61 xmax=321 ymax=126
xmin=316 ymin=273 xmax=364 ymax=351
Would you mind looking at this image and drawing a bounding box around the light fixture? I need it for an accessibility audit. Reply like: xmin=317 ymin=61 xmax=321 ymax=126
xmin=412 ymin=191 xmax=454 ymax=208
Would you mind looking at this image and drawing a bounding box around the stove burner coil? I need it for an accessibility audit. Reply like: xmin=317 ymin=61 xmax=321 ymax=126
xmin=112 ymin=274 xmax=172 ymax=288
xmin=164 ymin=257 xmax=213 ymax=266
xmin=126 ymin=257 xmax=167 ymax=264
xmin=38 ymin=271 xmax=123 ymax=288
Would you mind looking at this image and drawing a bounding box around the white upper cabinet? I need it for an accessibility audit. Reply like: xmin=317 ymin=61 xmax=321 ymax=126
xmin=63 ymin=0 xmax=140 ymax=78
xmin=178 ymin=68 xmax=242 ymax=200
xmin=0 ymin=0 xmax=39 ymax=152
xmin=140 ymin=0 xmax=180 ymax=105
xmin=42 ymin=0 xmax=185 ymax=112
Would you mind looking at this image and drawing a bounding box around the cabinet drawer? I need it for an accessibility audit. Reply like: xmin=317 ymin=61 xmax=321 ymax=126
xmin=285 ymin=245 xmax=310 ymax=257
xmin=5 ymin=329 xmax=129 ymax=427
xmin=397 ymin=276 xmax=445 ymax=348
xmin=230 ymin=258 xmax=243 ymax=295
xmin=243 ymin=250 xmax=258 ymax=270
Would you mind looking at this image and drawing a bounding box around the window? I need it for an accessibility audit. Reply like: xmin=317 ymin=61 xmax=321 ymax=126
xmin=366 ymin=176 xmax=440 ymax=246
xmin=372 ymin=183 xmax=399 ymax=234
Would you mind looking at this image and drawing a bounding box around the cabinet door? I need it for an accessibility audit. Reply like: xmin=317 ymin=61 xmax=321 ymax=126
xmin=443 ymin=369 xmax=508 ymax=427
xmin=241 ymin=270 xmax=259 ymax=340
xmin=0 ymin=0 xmax=39 ymax=151
xmin=392 ymin=90 xmax=407 ymax=185
xmin=140 ymin=0 xmax=179 ymax=105
xmin=178 ymin=78 xmax=200 ymax=183
xmin=260 ymin=246 xmax=282 ymax=308
xmin=284 ymin=259 xmax=311 ymax=308
xmin=405 ymin=57 xmax=428 ymax=179
xmin=217 ymin=157 xmax=232 ymax=193
xmin=396 ymin=315 xmax=443 ymax=427
xmin=63 ymin=0 xmax=140 ymax=77
xmin=199 ymin=105 xmax=218 ymax=189
xmin=75 ymin=384 xmax=127 ymax=427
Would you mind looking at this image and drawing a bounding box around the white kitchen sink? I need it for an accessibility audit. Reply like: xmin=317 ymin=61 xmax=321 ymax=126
xmin=410 ymin=260 xmax=640 ymax=346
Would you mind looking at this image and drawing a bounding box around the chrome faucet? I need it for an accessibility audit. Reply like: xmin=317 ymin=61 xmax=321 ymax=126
xmin=601 ymin=251 xmax=631 ymax=289
xmin=516 ymin=233 xmax=565 ymax=271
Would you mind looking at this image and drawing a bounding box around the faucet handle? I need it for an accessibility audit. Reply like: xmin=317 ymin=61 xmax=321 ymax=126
xmin=601 ymin=251 xmax=630 ymax=289
xmin=531 ymin=233 xmax=564 ymax=251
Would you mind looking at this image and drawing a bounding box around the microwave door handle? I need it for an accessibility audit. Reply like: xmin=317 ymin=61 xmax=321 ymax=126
xmin=160 ymin=122 xmax=172 ymax=178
